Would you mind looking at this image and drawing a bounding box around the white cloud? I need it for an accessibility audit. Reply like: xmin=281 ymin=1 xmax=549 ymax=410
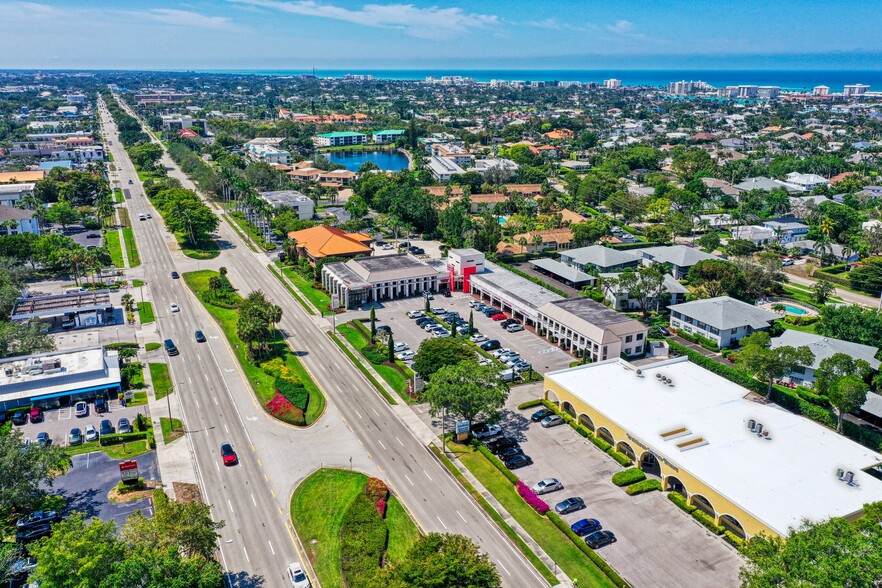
xmin=606 ymin=20 xmax=634 ymax=35
xmin=529 ymin=18 xmax=561 ymax=29
xmin=0 ymin=2 xmax=60 ymax=19
xmin=145 ymin=9 xmax=238 ymax=32
xmin=228 ymin=0 xmax=498 ymax=39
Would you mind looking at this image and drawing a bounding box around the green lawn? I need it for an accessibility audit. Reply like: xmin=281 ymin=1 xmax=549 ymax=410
xmin=448 ymin=441 xmax=619 ymax=588
xmin=268 ymin=264 xmax=315 ymax=315
xmin=228 ymin=211 xmax=276 ymax=251
xmin=780 ymin=321 xmax=818 ymax=334
xmin=290 ymin=469 xmax=420 ymax=587
xmin=122 ymin=228 xmax=140 ymax=267
xmin=105 ymin=230 xmax=124 ymax=267
xmin=181 ymin=238 xmax=220 ymax=260
xmin=113 ymin=188 xmax=124 ymax=203
xmin=127 ymin=391 xmax=148 ymax=407
xmin=337 ymin=322 xmax=415 ymax=403
xmin=279 ymin=264 xmax=331 ymax=314
xmin=132 ymin=279 xmax=146 ymax=288
xmin=160 ymin=417 xmax=184 ymax=444
xmin=329 ymin=332 xmax=397 ymax=405
xmin=65 ymin=439 xmax=151 ymax=459
xmin=149 ymin=362 xmax=173 ymax=400
xmin=137 ymin=301 xmax=155 ymax=324
xmin=145 ymin=342 xmax=161 ymax=352
xmin=183 ymin=270 xmax=325 ymax=425
xmin=781 ymin=283 xmax=843 ymax=305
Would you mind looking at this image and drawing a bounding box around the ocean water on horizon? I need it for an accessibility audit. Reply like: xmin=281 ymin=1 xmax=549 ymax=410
xmin=195 ymin=69 xmax=882 ymax=91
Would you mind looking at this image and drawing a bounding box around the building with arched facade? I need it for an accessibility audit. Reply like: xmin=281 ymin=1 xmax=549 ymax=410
xmin=543 ymin=356 xmax=882 ymax=539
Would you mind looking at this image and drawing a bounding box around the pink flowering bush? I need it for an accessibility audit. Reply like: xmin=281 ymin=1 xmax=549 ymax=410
xmin=375 ymin=499 xmax=387 ymax=518
xmin=516 ymin=481 xmax=550 ymax=515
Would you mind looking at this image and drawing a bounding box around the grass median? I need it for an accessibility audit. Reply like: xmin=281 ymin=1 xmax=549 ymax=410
xmin=149 ymin=362 xmax=172 ymax=400
xmin=105 ymin=230 xmax=124 ymax=267
xmin=183 ymin=270 xmax=325 ymax=426
xmin=159 ymin=417 xmax=184 ymax=444
xmin=137 ymin=301 xmax=155 ymax=324
xmin=123 ymin=228 xmax=140 ymax=267
xmin=290 ymin=468 xmax=419 ymax=587
xmin=278 ymin=263 xmax=331 ymax=315
xmin=337 ymin=322 xmax=415 ymax=403
xmin=180 ymin=237 xmax=220 ymax=260
xmin=445 ymin=440 xmax=619 ymax=588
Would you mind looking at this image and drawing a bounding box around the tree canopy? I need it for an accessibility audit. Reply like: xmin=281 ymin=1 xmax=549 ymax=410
xmin=735 ymin=332 xmax=814 ymax=396
xmin=412 ymin=337 xmax=474 ymax=378
xmin=386 ymin=533 xmax=501 ymax=588
xmin=422 ymin=360 xmax=509 ymax=429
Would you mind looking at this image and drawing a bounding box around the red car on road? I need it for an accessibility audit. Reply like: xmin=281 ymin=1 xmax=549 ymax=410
xmin=221 ymin=443 xmax=238 ymax=466
xmin=491 ymin=313 xmax=507 ymax=321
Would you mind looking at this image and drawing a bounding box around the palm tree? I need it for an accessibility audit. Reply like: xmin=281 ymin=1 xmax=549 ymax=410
xmin=813 ymin=235 xmax=834 ymax=266
xmin=819 ymin=216 xmax=835 ymax=240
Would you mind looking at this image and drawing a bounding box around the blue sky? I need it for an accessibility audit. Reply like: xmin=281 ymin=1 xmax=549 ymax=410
xmin=1 ymin=0 xmax=880 ymax=70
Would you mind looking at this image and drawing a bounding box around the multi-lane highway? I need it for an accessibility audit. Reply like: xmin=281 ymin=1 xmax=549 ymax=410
xmin=103 ymin=96 xmax=551 ymax=587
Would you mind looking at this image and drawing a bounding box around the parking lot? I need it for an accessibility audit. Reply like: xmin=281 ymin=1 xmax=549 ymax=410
xmin=10 ymin=398 xmax=151 ymax=448
xmin=417 ymin=392 xmax=743 ymax=588
xmin=51 ymin=450 xmax=159 ymax=527
xmin=364 ymin=293 xmax=574 ymax=375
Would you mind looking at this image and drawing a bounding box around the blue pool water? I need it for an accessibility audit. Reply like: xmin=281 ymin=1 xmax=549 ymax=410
xmin=325 ymin=150 xmax=409 ymax=172
xmin=784 ymin=305 xmax=808 ymax=316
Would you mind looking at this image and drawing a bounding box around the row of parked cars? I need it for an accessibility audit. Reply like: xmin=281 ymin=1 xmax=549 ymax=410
xmin=473 ymin=409 xmax=617 ymax=550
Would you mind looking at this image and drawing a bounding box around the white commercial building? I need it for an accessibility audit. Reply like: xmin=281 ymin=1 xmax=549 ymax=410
xmin=258 ymin=190 xmax=314 ymax=219
xmin=604 ymin=79 xmax=622 ymax=89
xmin=244 ymin=138 xmax=291 ymax=166
xmin=544 ymin=357 xmax=882 ymax=538
xmin=538 ymin=298 xmax=648 ymax=360
xmin=427 ymin=155 xmax=467 ymax=181
xmin=467 ymin=158 xmax=519 ymax=180
xmin=844 ymin=84 xmax=870 ymax=96
xmin=0 ymin=183 xmax=35 ymax=207
xmin=322 ymin=254 xmax=449 ymax=309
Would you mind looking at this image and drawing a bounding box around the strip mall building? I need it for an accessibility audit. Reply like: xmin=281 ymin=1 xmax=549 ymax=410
xmin=543 ymin=357 xmax=882 ymax=538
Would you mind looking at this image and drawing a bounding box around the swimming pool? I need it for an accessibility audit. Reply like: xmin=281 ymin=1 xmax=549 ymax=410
xmin=784 ymin=305 xmax=808 ymax=315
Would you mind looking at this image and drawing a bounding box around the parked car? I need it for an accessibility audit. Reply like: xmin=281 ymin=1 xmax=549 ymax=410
xmin=482 ymin=308 xmax=498 ymax=316
xmin=17 ymin=510 xmax=60 ymax=529
xmin=571 ymin=518 xmax=603 ymax=537
xmin=504 ymin=454 xmax=533 ymax=470
xmin=128 ymin=179 xmax=134 ymax=184
xmin=395 ymin=350 xmax=416 ymax=361
xmin=541 ymin=415 xmax=564 ymax=428
xmin=195 ymin=330 xmax=206 ymax=343
xmin=585 ymin=530 xmax=617 ymax=549
xmin=492 ymin=348 xmax=512 ymax=359
xmin=532 ymin=478 xmax=563 ymax=495
xmin=480 ymin=340 xmax=501 ymax=351
xmin=85 ymin=424 xmax=98 ymax=442
xmin=506 ymin=323 xmax=525 ymax=333
xmin=498 ymin=446 xmax=524 ymax=460
xmin=86 ymin=233 xmax=100 ymax=239
xmin=74 ymin=401 xmax=88 ymax=417
xmin=415 ymin=318 xmax=434 ymax=327
xmin=286 ymin=562 xmax=311 ymax=588
xmin=504 ymin=356 xmax=523 ymax=367
xmin=491 ymin=313 xmax=507 ymax=321
xmin=221 ymin=443 xmax=238 ymax=466
xmin=554 ymin=497 xmax=586 ymax=514
xmin=513 ymin=361 xmax=532 ymax=372
xmin=500 ymin=318 xmax=517 ymax=327
xmin=486 ymin=436 xmax=519 ymax=454
xmin=100 ymin=419 xmax=114 ymax=436
xmin=470 ymin=334 xmax=487 ymax=343
xmin=472 ymin=423 xmax=502 ymax=439
xmin=164 ymin=339 xmax=179 ymax=356
xmin=29 ymin=407 xmax=43 ymax=423
xmin=376 ymin=325 xmax=391 ymax=334
xmin=8 ymin=557 xmax=37 ymax=577
xmin=478 ymin=357 xmax=493 ymax=366
xmin=781 ymin=258 xmax=795 ymax=266
xmin=36 ymin=432 xmax=50 ymax=446
xmin=95 ymin=397 xmax=108 ymax=413
xmin=393 ymin=342 xmax=409 ymax=352
xmin=171 ymin=271 xmax=180 ymax=279
xmin=430 ymin=307 xmax=446 ymax=315
xmin=468 ymin=299 xmax=481 ymax=307
xmin=69 ymin=428 xmax=83 ymax=445
xmin=407 ymin=310 xmax=425 ymax=319
xmin=170 ymin=303 xmax=180 ymax=313
xmin=432 ymin=330 xmax=451 ymax=338
xmin=16 ymin=524 xmax=51 ymax=543
xmin=118 ymin=417 xmax=133 ymax=434
xmin=11 ymin=411 xmax=27 ymax=425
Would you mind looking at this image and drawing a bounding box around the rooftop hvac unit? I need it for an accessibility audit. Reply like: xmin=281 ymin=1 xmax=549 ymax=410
xmin=755 ymin=423 xmax=763 ymax=435
xmin=4 ymin=368 xmax=11 ymax=377
xmin=845 ymin=471 xmax=855 ymax=484
xmin=748 ymin=419 xmax=756 ymax=430
xmin=837 ymin=469 xmax=845 ymax=479
xmin=635 ymin=369 xmax=643 ymax=377
xmin=667 ymin=378 xmax=674 ymax=386
xmin=656 ymin=373 xmax=663 ymax=379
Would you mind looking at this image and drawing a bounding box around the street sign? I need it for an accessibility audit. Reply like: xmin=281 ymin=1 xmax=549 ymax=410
xmin=455 ymin=421 xmax=470 ymax=434
xmin=119 ymin=460 xmax=139 ymax=482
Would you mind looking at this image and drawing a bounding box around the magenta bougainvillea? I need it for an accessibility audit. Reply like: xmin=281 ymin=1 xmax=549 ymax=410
xmin=516 ymin=481 xmax=550 ymax=514
xmin=365 ymin=477 xmax=389 ymax=503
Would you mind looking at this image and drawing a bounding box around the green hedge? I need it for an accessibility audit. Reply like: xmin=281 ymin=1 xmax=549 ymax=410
xmin=589 ymin=434 xmax=613 ymax=453
xmin=477 ymin=444 xmax=521 ymax=485
xmin=339 ymin=493 xmax=388 ymax=587
xmin=667 ymin=492 xmax=696 ymax=514
xmin=812 ymin=269 xmax=851 ymax=288
xmin=99 ymin=431 xmax=148 ymax=446
xmin=517 ymin=399 xmax=544 ymax=410
xmin=669 ymin=341 xmax=767 ymax=395
xmin=275 ymin=378 xmax=309 ymax=411
xmin=674 ymin=328 xmax=721 ymax=352
xmin=612 ymin=468 xmax=646 ymax=487
xmin=607 ymin=450 xmax=633 ymax=467
xmin=360 ymin=345 xmax=387 ymax=365
xmin=105 ymin=342 xmax=140 ymax=350
xmin=546 ymin=512 xmax=630 ymax=588
xmin=842 ymin=419 xmax=882 ymax=452
xmin=723 ymin=530 xmax=746 ymax=551
xmin=691 ymin=509 xmax=725 ymax=535
xmin=625 ymin=479 xmax=662 ymax=496
xmin=609 ymin=241 xmax=663 ymax=251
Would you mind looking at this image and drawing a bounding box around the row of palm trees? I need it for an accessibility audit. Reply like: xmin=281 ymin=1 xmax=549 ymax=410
xmin=216 ymin=166 xmax=275 ymax=244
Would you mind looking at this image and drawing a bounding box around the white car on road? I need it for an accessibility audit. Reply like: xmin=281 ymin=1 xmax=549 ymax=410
xmin=287 ymin=562 xmax=311 ymax=587
xmin=170 ymin=303 xmax=180 ymax=313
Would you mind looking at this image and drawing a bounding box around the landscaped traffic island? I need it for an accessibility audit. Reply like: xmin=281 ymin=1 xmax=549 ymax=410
xmin=183 ymin=269 xmax=325 ymax=426
xmin=290 ymin=469 xmax=420 ymax=587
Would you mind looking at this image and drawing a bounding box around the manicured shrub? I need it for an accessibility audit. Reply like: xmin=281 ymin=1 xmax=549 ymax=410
xmin=590 ymin=435 xmax=612 ymax=452
xmin=274 ymin=378 xmax=309 ymax=411
xmin=360 ymin=345 xmax=387 ymax=365
xmin=375 ymin=499 xmax=387 ymax=518
xmin=260 ymin=357 xmax=301 ymax=383
xmin=264 ymin=391 xmax=305 ymax=425
xmin=546 ymin=512 xmax=630 ymax=588
xmin=606 ymin=449 xmax=634 ymax=467
xmin=339 ymin=493 xmax=388 ymax=587
xmin=667 ymin=492 xmax=696 ymax=513
xmin=517 ymin=399 xmax=543 ymax=410
xmin=146 ymin=431 xmax=155 ymax=449
xmin=477 ymin=445 xmax=520 ymax=484
xmin=625 ymin=479 xmax=662 ymax=495
xmin=99 ymin=432 xmax=148 ymax=446
xmin=723 ymin=530 xmax=746 ymax=551
xmin=515 ymin=481 xmax=550 ymax=514
xmin=365 ymin=477 xmax=389 ymax=503
xmin=105 ymin=342 xmax=140 ymax=350
xmin=692 ymin=509 xmax=725 ymax=535
xmin=611 ymin=468 xmax=646 ymax=487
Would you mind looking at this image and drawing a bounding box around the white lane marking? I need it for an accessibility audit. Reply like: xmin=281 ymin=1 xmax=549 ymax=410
xmin=497 ymin=560 xmax=511 ymax=577
xmin=378 ymin=440 xmax=386 ymax=450
xmin=227 ymin=499 xmax=234 ymax=513
xmin=436 ymin=516 xmax=447 ymax=530
xmin=457 ymin=510 xmax=467 ymax=523
xmin=251 ymin=494 xmax=257 ymax=507
xmin=243 ymin=547 xmax=250 ymax=563
xmin=195 ymin=399 xmax=200 ymax=409
xmin=204 ymin=373 xmax=209 ymax=381
xmin=268 ymin=540 xmax=275 ymax=556
xmin=423 ymin=469 xmax=433 ymax=481
xmin=355 ymin=409 xmax=362 ymax=419
xmin=224 ymin=423 xmax=229 ymax=434
xmin=213 ymin=396 xmax=219 ymax=406
xmin=214 ymin=461 xmax=220 ymax=471
xmin=404 ymin=474 xmax=414 ymax=486
xmin=396 ymin=436 xmax=404 ymax=447
xmin=372 ymin=408 xmax=379 ymax=417
xmin=188 ymin=376 xmax=192 ymax=384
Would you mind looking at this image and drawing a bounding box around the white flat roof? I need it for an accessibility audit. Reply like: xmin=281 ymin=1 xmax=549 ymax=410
xmin=0 ymin=346 xmax=120 ymax=404
xmin=547 ymin=357 xmax=882 ymax=535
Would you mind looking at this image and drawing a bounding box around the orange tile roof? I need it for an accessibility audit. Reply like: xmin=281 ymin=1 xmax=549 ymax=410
xmin=543 ymin=129 xmax=573 ymax=140
xmin=0 ymin=170 xmax=45 ymax=184
xmin=559 ymin=209 xmax=587 ymax=224
xmin=829 ymin=171 xmax=857 ymax=185
xmin=287 ymin=226 xmax=372 ymax=259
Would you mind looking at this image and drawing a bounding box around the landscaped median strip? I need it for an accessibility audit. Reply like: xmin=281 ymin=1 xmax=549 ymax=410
xmin=328 ymin=331 xmax=398 ymax=405
xmin=267 ymin=263 xmax=316 ymax=316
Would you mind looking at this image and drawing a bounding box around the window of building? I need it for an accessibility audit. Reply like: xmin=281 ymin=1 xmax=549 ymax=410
xmin=624 ymin=348 xmax=631 ymax=355
xmin=636 ymin=333 xmax=643 ymax=341
xmin=625 ymin=335 xmax=633 ymax=343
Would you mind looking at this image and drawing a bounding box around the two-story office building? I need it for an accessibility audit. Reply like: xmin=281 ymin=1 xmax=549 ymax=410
xmin=668 ymin=296 xmax=779 ymax=347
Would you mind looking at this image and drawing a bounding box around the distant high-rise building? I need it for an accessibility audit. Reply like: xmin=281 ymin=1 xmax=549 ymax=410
xmin=603 ymin=79 xmax=622 ymax=89
xmin=558 ymin=81 xmax=582 ymax=88
xmin=717 ymin=86 xmax=739 ymax=98
xmin=812 ymin=85 xmax=830 ymax=96
xmin=737 ymin=85 xmax=759 ymax=99
xmin=844 ymin=84 xmax=870 ymax=96
xmin=668 ymin=80 xmax=694 ymax=95
xmin=757 ymin=86 xmax=780 ymax=99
